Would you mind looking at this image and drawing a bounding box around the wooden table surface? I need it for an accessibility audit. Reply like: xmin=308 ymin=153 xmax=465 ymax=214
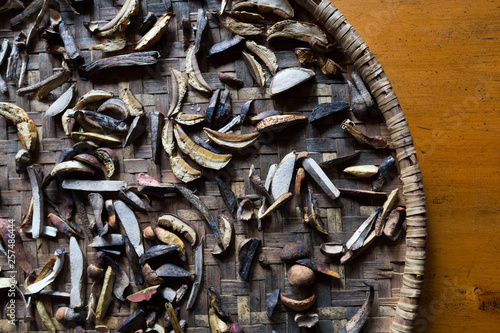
xmin=332 ymin=0 xmax=500 ymax=331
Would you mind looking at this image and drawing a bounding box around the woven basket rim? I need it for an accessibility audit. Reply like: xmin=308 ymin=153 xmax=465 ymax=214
xmin=294 ymin=0 xmax=427 ymax=331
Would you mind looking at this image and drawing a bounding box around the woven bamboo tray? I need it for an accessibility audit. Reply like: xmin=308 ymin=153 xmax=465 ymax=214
xmin=0 ymin=0 xmax=426 ymax=332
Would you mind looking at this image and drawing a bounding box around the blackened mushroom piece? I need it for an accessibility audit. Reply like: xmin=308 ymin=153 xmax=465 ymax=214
xmin=266 ymin=288 xmax=280 ymax=318
xmin=205 ymin=89 xmax=221 ymax=126
xmin=139 ymin=244 xmax=180 ymax=264
xmin=215 ymin=175 xmax=237 ymax=214
xmin=238 ymin=238 xmax=260 ymax=280
xmin=117 ymin=309 xmax=146 ymax=333
xmin=125 ymin=115 xmax=146 ymax=146
xmin=124 ymin=237 xmax=144 ymax=286
xmin=348 ymin=71 xmax=375 ymax=120
xmin=150 ymin=111 xmax=163 ymax=164
xmin=215 ymin=89 xmax=232 ymax=126
xmin=310 ymin=101 xmax=349 ymax=123
xmin=373 ymin=155 xmax=395 ymax=191
xmin=318 ymin=152 xmax=360 ymax=169
xmin=209 ymin=35 xmax=245 ymax=56
xmin=155 ymin=263 xmax=193 ymax=278
xmin=193 ymin=8 xmax=208 ymax=54
xmin=139 ymin=12 xmax=157 ymax=35
xmin=79 ymin=51 xmax=160 ymax=79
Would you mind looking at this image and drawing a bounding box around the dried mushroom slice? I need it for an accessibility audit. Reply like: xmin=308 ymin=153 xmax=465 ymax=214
xmin=174 ymin=124 xmax=232 ymax=170
xmin=242 ymin=50 xmax=266 ymax=87
xmin=135 ymin=12 xmax=173 ymax=51
xmin=269 ymin=67 xmax=315 ymax=96
xmin=267 ymin=20 xmax=328 ymax=44
xmin=216 ymin=11 xmax=265 ymax=36
xmin=186 ymin=44 xmax=212 ymax=93
xmin=232 ymin=0 xmax=294 ymax=19
xmin=87 ymin=0 xmax=140 ymax=37
xmin=90 ymin=32 xmax=127 ymax=52
xmin=244 ymin=40 xmax=278 ymax=75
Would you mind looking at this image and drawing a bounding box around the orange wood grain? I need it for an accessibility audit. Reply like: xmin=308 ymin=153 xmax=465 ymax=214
xmin=331 ymin=0 xmax=500 ymax=331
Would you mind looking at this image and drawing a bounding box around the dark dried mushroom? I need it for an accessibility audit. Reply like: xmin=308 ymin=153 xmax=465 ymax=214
xmin=155 ymin=263 xmax=193 ymax=278
xmin=266 ymin=288 xmax=280 ymax=318
xmin=280 ymin=240 xmax=311 ymax=262
xmin=310 ymin=101 xmax=349 ymax=123
xmin=209 ymin=35 xmax=245 ymax=56
xmin=117 ymin=309 xmax=146 ymax=333
xmin=238 ymin=238 xmax=260 ymax=280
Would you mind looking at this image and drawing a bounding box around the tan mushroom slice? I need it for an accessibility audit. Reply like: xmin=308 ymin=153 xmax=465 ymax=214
xmin=26 ymin=248 xmax=66 ymax=293
xmin=174 ymin=124 xmax=232 ymax=170
xmin=120 ymin=87 xmax=144 ymax=117
xmin=153 ymin=227 xmax=186 ymax=260
xmin=343 ymin=165 xmax=379 ymax=178
xmin=162 ymin=119 xmax=175 ymax=156
xmin=204 ymin=127 xmax=260 ymax=150
xmin=212 ymin=215 xmax=233 ymax=255
xmin=266 ymin=20 xmax=328 ymax=44
xmin=90 ymin=32 xmax=127 ymax=52
xmin=217 ymin=11 xmax=265 ymax=36
xmin=175 ymin=113 xmax=206 ymax=126
xmin=244 ymin=40 xmax=278 ymax=74
xmin=269 ymin=67 xmax=315 ymax=96
xmin=0 ymin=102 xmax=38 ymax=152
xmin=95 ymin=266 xmax=115 ymax=320
xmin=75 ymin=89 xmax=114 ymax=110
xmin=341 ymin=119 xmax=389 ymax=149
xmin=158 ymin=214 xmax=198 ymax=246
xmin=242 ymin=50 xmax=266 ymax=87
xmin=87 ymin=0 xmax=140 ymax=37
xmin=167 ymin=68 xmax=188 ymax=117
xmin=258 ymin=192 xmax=293 ymax=219
xmin=374 ymin=188 xmax=400 ymax=235
xmin=346 ymin=208 xmax=381 ymax=251
xmin=169 ymin=149 xmax=202 ymax=183
xmin=135 ymin=12 xmax=173 ymax=51
xmin=186 ymin=44 xmax=212 ymax=93
xmin=232 ymin=0 xmax=294 ymax=19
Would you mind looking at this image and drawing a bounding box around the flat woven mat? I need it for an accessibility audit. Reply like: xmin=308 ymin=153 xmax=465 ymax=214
xmin=0 ymin=0 xmax=426 ymax=332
